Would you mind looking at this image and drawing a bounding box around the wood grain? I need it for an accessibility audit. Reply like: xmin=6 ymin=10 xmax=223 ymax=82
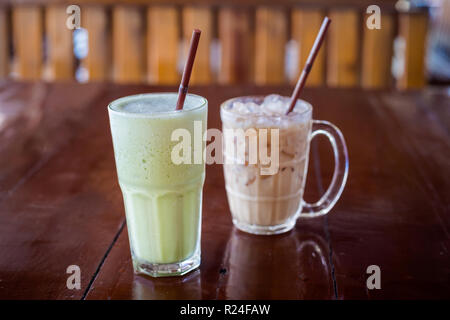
xmin=147 ymin=6 xmax=179 ymax=84
xmin=0 ymin=82 xmax=449 ymax=299
xmin=327 ymin=9 xmax=360 ymax=87
xmin=361 ymin=13 xmax=394 ymax=88
xmin=218 ymin=7 xmax=252 ymax=84
xmin=0 ymin=82 xmax=117 ymax=299
xmin=45 ymin=5 xmax=74 ymax=80
xmin=0 ymin=8 xmax=9 ymax=78
xmin=112 ymin=6 xmax=145 ymax=83
xmin=182 ymin=6 xmax=213 ymax=84
xmin=291 ymin=8 xmax=325 ymax=86
xmin=12 ymin=6 xmax=43 ymax=80
xmin=82 ymin=5 xmax=109 ymax=81
xmin=254 ymin=7 xmax=287 ymax=84
xmin=311 ymin=89 xmax=450 ymax=299
xmin=397 ymin=12 xmax=428 ymax=89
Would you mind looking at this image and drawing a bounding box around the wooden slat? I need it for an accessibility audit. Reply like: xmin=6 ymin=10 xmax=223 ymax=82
xmin=397 ymin=12 xmax=428 ymax=89
xmin=0 ymin=1 xmax=400 ymax=11
xmin=218 ymin=7 xmax=252 ymax=84
xmin=82 ymin=6 xmax=109 ymax=81
xmin=254 ymin=7 xmax=287 ymax=85
xmin=147 ymin=6 xmax=179 ymax=84
xmin=327 ymin=9 xmax=359 ymax=87
xmin=112 ymin=6 xmax=145 ymax=83
xmin=182 ymin=6 xmax=212 ymax=84
xmin=361 ymin=13 xmax=394 ymax=88
xmin=0 ymin=8 xmax=9 ymax=78
xmin=291 ymin=8 xmax=325 ymax=86
xmin=45 ymin=5 xmax=74 ymax=80
xmin=12 ymin=6 xmax=43 ymax=80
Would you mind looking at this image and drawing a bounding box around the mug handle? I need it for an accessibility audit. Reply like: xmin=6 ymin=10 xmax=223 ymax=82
xmin=299 ymin=120 xmax=349 ymax=218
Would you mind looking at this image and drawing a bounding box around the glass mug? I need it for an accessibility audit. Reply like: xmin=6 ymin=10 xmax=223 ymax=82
xmin=221 ymin=96 xmax=348 ymax=235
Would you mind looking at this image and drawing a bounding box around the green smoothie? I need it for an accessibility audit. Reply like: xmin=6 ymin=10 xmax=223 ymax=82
xmin=108 ymin=93 xmax=207 ymax=277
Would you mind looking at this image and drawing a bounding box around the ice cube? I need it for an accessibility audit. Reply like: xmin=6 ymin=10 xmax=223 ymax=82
xmin=262 ymin=94 xmax=284 ymax=105
xmin=232 ymin=101 xmax=259 ymax=114
xmin=261 ymin=94 xmax=289 ymax=114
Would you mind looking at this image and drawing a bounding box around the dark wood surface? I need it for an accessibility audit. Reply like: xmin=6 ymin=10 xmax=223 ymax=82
xmin=0 ymin=81 xmax=448 ymax=300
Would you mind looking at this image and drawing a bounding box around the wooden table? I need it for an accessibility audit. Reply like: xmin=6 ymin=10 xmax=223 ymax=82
xmin=0 ymin=81 xmax=448 ymax=300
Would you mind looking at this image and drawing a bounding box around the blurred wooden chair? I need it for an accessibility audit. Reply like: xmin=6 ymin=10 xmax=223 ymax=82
xmin=0 ymin=0 xmax=430 ymax=89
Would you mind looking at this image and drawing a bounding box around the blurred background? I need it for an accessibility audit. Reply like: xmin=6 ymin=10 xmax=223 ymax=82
xmin=0 ymin=0 xmax=448 ymax=89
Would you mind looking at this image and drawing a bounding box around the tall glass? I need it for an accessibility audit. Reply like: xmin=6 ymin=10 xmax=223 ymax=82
xmin=221 ymin=96 xmax=348 ymax=235
xmin=108 ymin=93 xmax=207 ymax=277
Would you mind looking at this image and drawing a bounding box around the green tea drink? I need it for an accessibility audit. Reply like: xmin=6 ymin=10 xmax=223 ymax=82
xmin=108 ymin=93 xmax=207 ymax=277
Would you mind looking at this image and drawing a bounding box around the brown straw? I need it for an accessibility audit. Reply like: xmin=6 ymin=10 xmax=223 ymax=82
xmin=286 ymin=17 xmax=331 ymax=115
xmin=176 ymin=29 xmax=201 ymax=110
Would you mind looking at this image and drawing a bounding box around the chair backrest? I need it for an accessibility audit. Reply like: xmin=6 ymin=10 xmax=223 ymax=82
xmin=0 ymin=0 xmax=429 ymax=89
